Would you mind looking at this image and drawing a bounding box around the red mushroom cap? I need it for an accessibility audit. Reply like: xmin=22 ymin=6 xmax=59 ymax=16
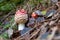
xmin=16 ymin=9 xmax=27 ymax=15
xmin=15 ymin=9 xmax=28 ymax=24
xmin=31 ymin=12 xmax=38 ymax=18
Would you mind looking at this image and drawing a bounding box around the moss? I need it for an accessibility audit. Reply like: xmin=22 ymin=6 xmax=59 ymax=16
xmin=0 ymin=3 xmax=16 ymax=11
xmin=0 ymin=32 xmax=9 ymax=40
xmin=41 ymin=10 xmax=47 ymax=15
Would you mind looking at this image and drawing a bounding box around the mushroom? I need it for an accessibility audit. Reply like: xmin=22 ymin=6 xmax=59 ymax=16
xmin=15 ymin=9 xmax=28 ymax=31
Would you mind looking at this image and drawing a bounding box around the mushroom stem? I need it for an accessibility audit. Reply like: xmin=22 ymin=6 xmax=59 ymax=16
xmin=18 ymin=24 xmax=25 ymax=31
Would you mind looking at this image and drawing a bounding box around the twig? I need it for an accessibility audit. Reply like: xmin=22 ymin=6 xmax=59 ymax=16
xmin=47 ymin=27 xmax=58 ymax=40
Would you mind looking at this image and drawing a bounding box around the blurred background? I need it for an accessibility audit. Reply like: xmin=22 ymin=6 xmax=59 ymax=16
xmin=0 ymin=0 xmax=59 ymax=40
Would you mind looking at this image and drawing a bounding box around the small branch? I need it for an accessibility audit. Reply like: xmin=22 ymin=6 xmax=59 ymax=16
xmin=47 ymin=27 xmax=58 ymax=40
